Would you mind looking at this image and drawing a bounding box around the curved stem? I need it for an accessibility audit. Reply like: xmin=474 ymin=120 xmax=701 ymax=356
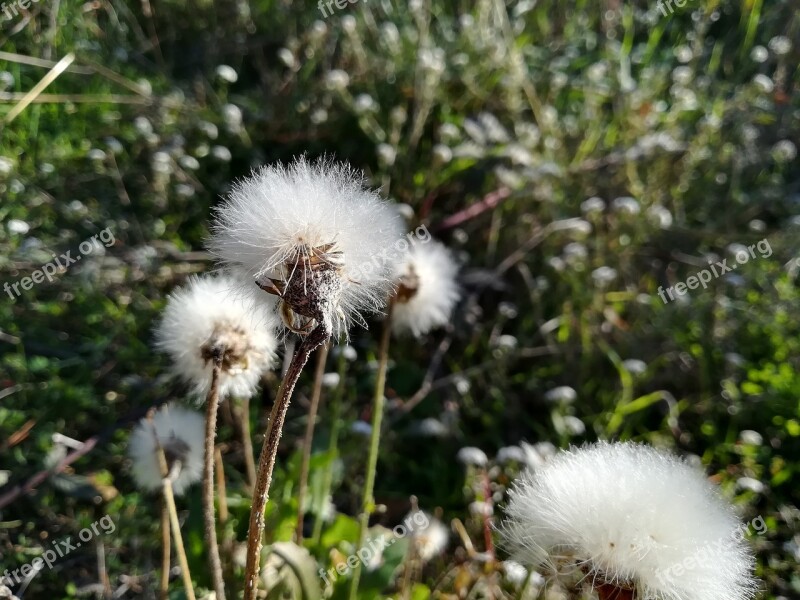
xmin=243 ymin=326 xmax=329 ymax=600
xmin=295 ymin=342 xmax=330 ymax=542
xmin=311 ymin=352 xmax=348 ymax=545
xmin=203 ymin=363 xmax=226 ymax=600
xmin=349 ymin=301 xmax=394 ymax=600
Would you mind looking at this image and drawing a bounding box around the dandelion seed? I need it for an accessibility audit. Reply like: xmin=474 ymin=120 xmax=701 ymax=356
xmin=410 ymin=514 xmax=449 ymax=562
xmin=457 ymin=447 xmax=488 ymax=467
xmin=545 ymin=386 xmax=577 ymax=404
xmin=324 ymin=70 xmax=350 ymax=90
xmin=215 ymin=65 xmax=238 ymax=83
xmin=500 ymin=442 xmax=758 ymax=600
xmin=128 ymin=404 xmax=205 ymax=495
xmin=7 ymin=219 xmax=29 ymax=235
xmin=496 ymin=446 xmax=526 ymax=464
xmin=209 ymin=156 xmax=404 ymax=339
xmin=738 ymin=430 xmax=762 ymax=446
xmin=155 ymin=274 xmax=279 ymax=400
xmin=392 ymin=239 xmax=460 ymax=337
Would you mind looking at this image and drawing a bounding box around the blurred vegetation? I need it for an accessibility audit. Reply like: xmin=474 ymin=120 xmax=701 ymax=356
xmin=0 ymin=0 xmax=799 ymax=597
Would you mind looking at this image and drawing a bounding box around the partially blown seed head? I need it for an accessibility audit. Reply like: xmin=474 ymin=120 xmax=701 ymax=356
xmin=500 ymin=441 xmax=758 ymax=600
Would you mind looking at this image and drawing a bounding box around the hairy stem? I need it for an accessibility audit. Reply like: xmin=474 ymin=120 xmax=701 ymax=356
xmin=295 ymin=341 xmax=330 ymax=542
xmin=203 ymin=363 xmax=226 ymax=600
xmin=311 ymin=352 xmax=348 ymax=545
xmin=243 ymin=326 xmax=329 ymax=600
xmin=348 ymin=302 xmax=394 ymax=600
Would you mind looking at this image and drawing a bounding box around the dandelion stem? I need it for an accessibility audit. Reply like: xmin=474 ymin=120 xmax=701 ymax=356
xmin=160 ymin=498 xmax=170 ymax=600
xmin=203 ymin=362 xmax=226 ymax=600
xmin=162 ymin=474 xmax=196 ymax=600
xmin=311 ymin=352 xmax=348 ymax=545
xmin=243 ymin=325 xmax=329 ymax=600
xmin=349 ymin=300 xmax=394 ymax=600
xmin=295 ymin=341 xmax=330 ymax=542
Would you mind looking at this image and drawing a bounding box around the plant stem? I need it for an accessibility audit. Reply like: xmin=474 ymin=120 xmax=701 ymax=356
xmin=238 ymin=395 xmax=257 ymax=490
xmin=160 ymin=498 xmax=170 ymax=600
xmin=295 ymin=341 xmax=330 ymax=542
xmin=243 ymin=326 xmax=329 ymax=600
xmin=348 ymin=301 xmax=394 ymax=600
xmin=203 ymin=362 xmax=226 ymax=600
xmin=311 ymin=352 xmax=348 ymax=545
xmin=161 ymin=463 xmax=196 ymax=600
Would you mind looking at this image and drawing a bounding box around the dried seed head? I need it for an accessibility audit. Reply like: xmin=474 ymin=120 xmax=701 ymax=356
xmin=209 ymin=156 xmax=405 ymax=339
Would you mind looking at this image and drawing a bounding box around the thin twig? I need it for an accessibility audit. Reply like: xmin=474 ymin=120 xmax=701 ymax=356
xmin=243 ymin=326 xmax=329 ymax=600
xmin=3 ymin=53 xmax=75 ymax=123
xmin=295 ymin=342 xmax=330 ymax=542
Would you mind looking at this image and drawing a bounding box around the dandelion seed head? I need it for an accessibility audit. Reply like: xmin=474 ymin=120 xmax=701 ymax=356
xmin=392 ymin=239 xmax=460 ymax=337
xmin=209 ymin=156 xmax=404 ymax=339
xmin=128 ymin=404 xmax=204 ymax=495
xmin=411 ymin=514 xmax=449 ymax=562
xmin=457 ymin=446 xmax=488 ymax=467
xmin=155 ymin=274 xmax=279 ymax=400
xmin=500 ymin=441 xmax=758 ymax=600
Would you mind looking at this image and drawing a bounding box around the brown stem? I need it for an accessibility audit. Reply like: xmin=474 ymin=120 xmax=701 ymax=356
xmin=160 ymin=498 xmax=170 ymax=600
xmin=243 ymin=326 xmax=330 ymax=600
xmin=203 ymin=363 xmax=227 ymax=600
xmin=295 ymin=341 xmax=330 ymax=542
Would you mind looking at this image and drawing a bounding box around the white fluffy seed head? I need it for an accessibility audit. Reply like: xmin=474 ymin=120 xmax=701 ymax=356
xmin=392 ymin=238 xmax=460 ymax=337
xmin=208 ymin=156 xmax=405 ymax=339
xmin=411 ymin=513 xmax=450 ymax=562
xmin=155 ymin=274 xmax=279 ymax=400
xmin=128 ymin=403 xmax=204 ymax=495
xmin=500 ymin=441 xmax=758 ymax=600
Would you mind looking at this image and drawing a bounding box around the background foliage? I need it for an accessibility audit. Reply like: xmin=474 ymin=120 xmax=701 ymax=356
xmin=0 ymin=0 xmax=799 ymax=597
